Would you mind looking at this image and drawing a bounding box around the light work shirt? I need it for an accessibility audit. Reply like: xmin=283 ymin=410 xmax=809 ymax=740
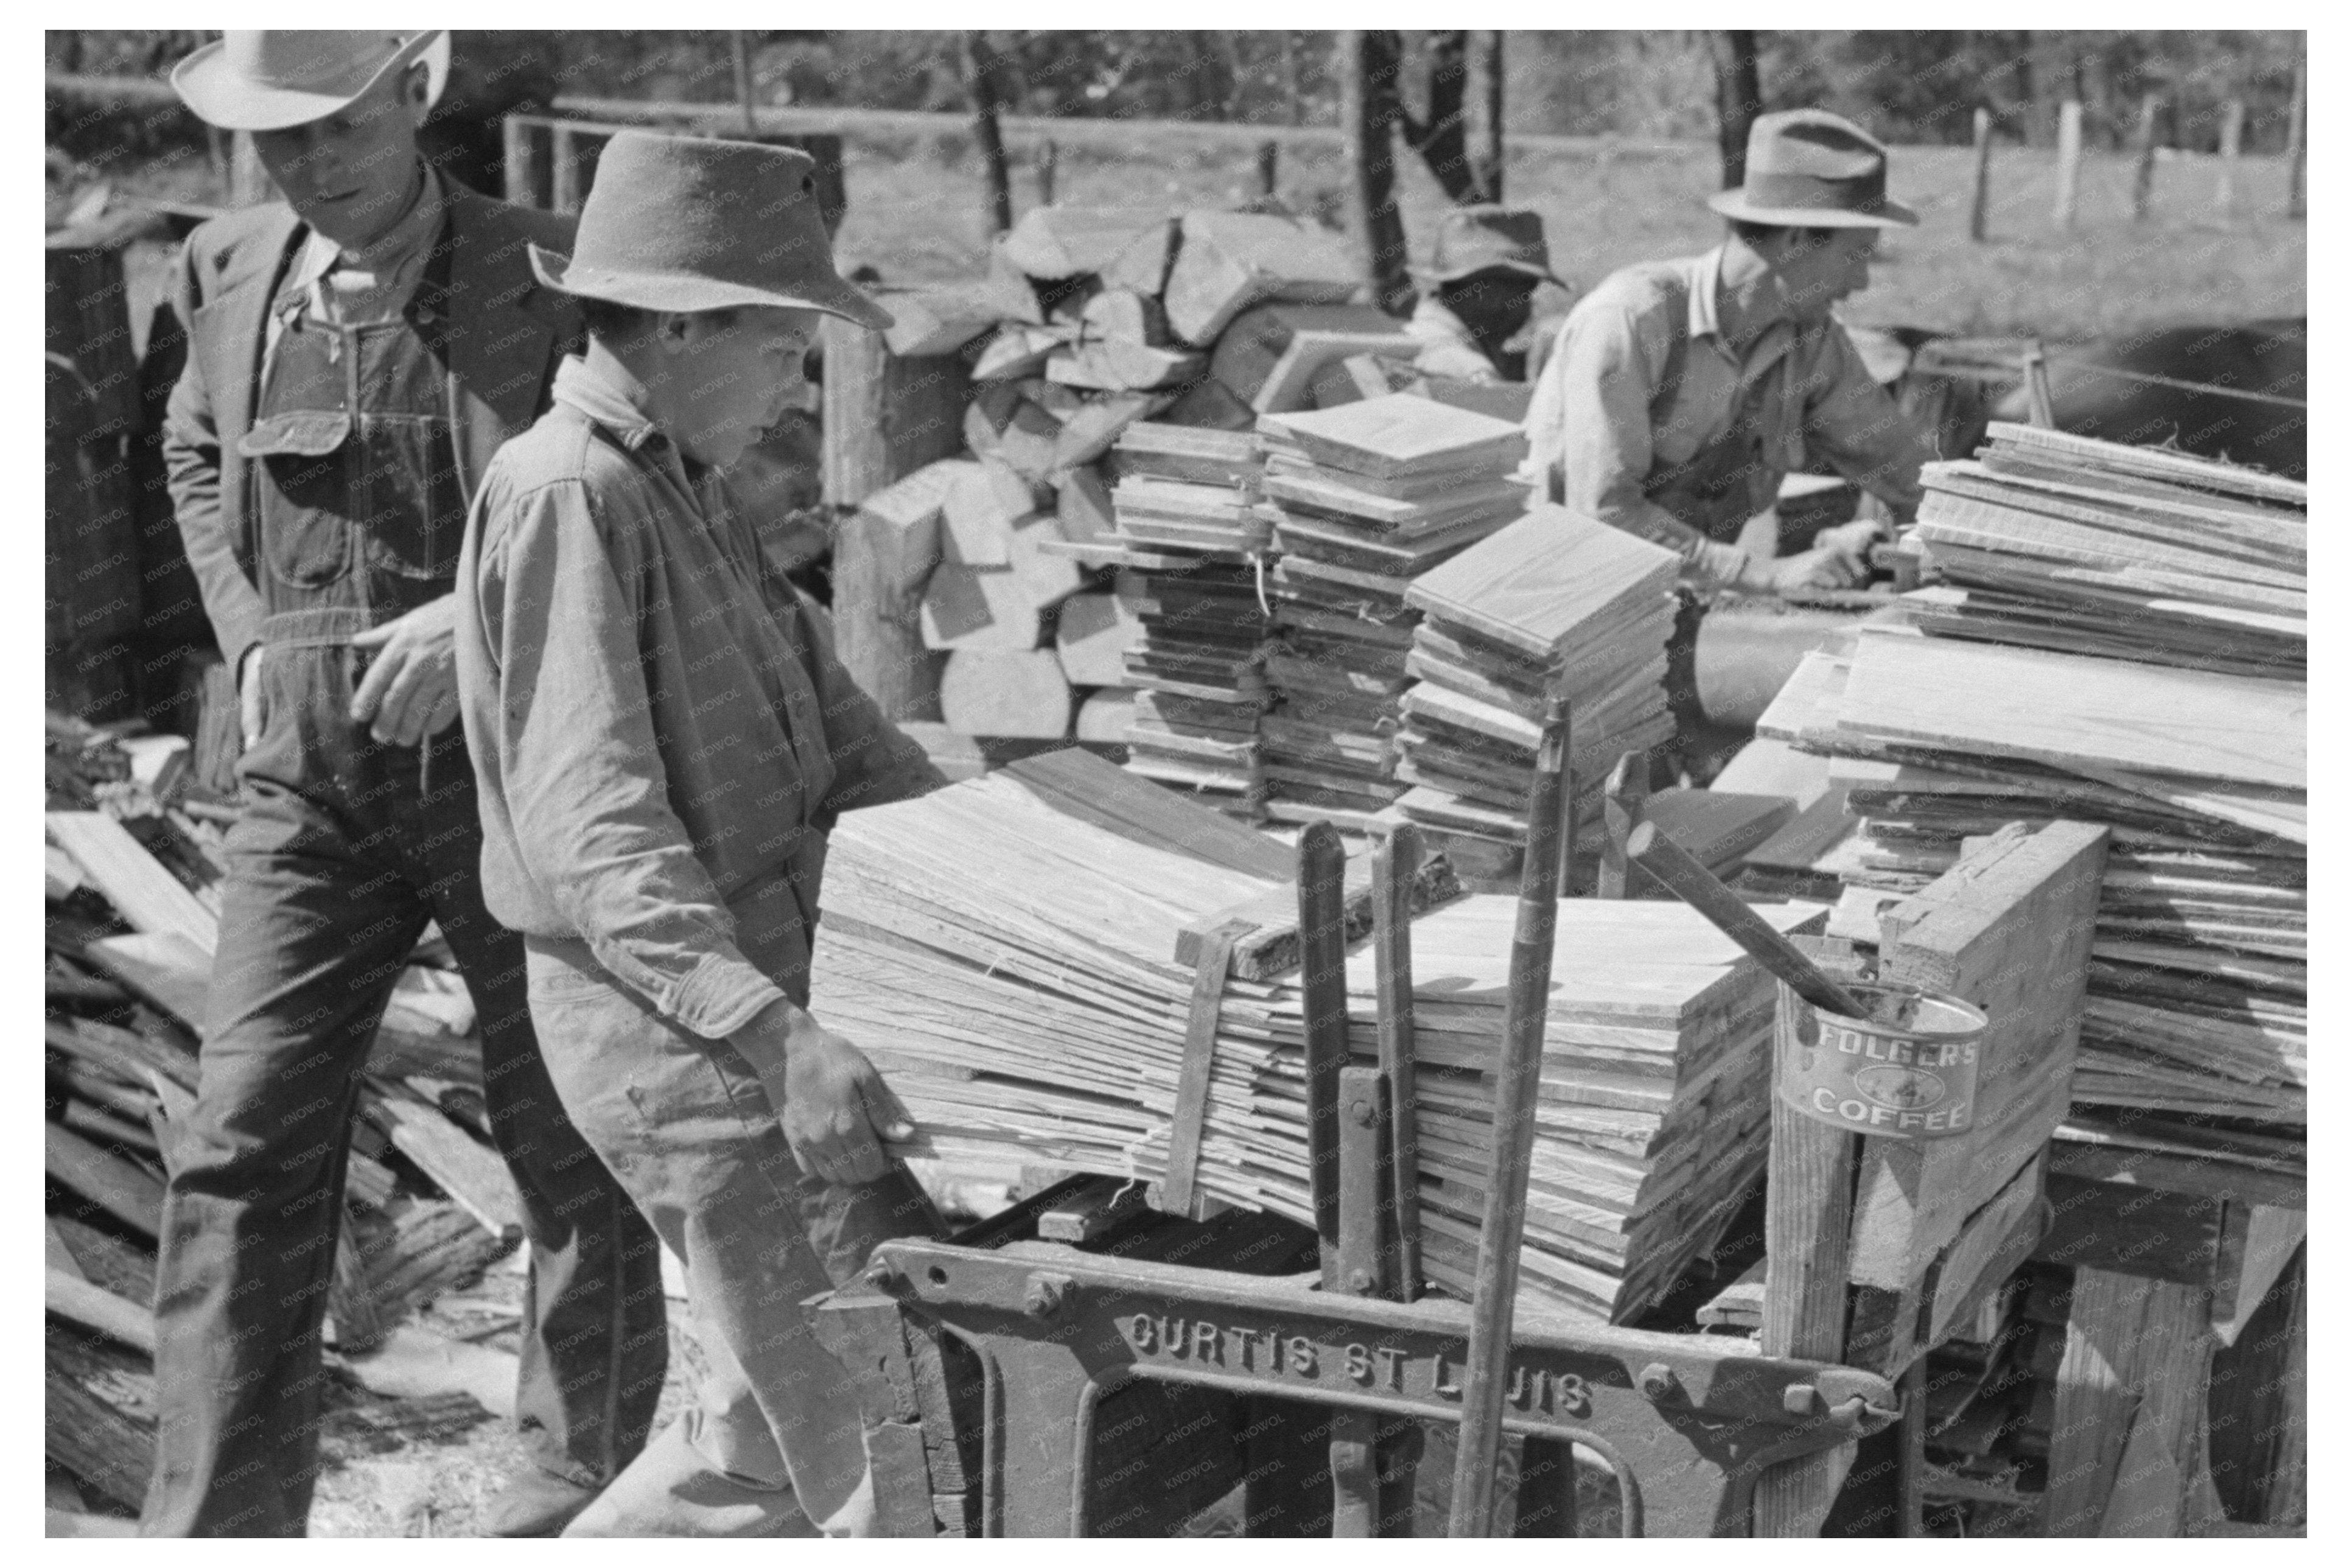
xmin=1521 ymin=245 xmax=1931 ymax=590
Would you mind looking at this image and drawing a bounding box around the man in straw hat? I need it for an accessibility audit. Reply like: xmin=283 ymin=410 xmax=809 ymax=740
xmin=1405 ymin=204 xmax=1570 ymax=384
xmin=453 ymin=129 xmax=950 ymax=1536
xmin=149 ymin=31 xmax=668 ymax=1537
xmin=1522 ymin=108 xmax=1936 ymax=600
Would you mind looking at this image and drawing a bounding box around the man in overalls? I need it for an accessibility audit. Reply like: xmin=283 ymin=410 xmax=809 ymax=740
xmin=1520 ymin=109 xmax=1937 ymax=752
xmin=147 ymin=32 xmax=665 ymax=1536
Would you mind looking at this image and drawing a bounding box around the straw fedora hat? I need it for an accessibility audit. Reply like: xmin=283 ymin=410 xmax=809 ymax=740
xmin=1706 ymin=109 xmax=1918 ymax=229
xmin=528 ymin=131 xmax=892 ymax=331
xmin=172 ymin=31 xmax=449 ymax=133
xmin=1410 ymin=205 xmax=1566 ymax=288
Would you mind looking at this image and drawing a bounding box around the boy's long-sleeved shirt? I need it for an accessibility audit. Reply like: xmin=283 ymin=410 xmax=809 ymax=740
xmin=456 ymin=351 xmax=943 ymax=1074
xmin=1520 ymin=245 xmax=1933 ymax=590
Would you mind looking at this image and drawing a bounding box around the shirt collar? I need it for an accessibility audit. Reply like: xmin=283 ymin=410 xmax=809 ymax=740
xmin=286 ymin=161 xmax=446 ymax=296
xmin=1687 ymin=245 xmax=1727 ymax=342
xmin=553 ymin=351 xmax=667 ymax=453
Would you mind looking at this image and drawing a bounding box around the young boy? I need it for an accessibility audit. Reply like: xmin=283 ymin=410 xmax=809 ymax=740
xmin=453 ymin=130 xmax=946 ymax=1537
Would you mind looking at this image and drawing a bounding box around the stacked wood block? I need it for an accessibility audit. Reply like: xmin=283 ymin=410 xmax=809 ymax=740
xmin=1250 ymin=394 xmax=1531 ymax=833
xmin=1760 ymin=425 xmax=2306 ymax=1177
xmin=1393 ymin=504 xmax=1681 ymax=868
xmin=809 ymin=749 xmax=1827 ymax=1323
xmin=1105 ymin=424 xmax=1273 ymax=818
xmin=877 ymin=205 xmax=1381 ymax=755
xmin=44 ymin=746 xmax=530 ymax=1517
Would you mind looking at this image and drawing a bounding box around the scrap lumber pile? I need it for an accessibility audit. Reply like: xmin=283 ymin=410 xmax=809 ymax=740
xmin=43 ymin=736 xmax=525 ymax=1514
xmin=1253 ymin=395 xmax=1531 ymax=833
xmin=808 ymin=749 xmax=1823 ymax=1321
xmin=1760 ymin=425 xmax=2306 ymax=1173
xmin=880 ymin=205 xmax=1370 ymax=753
xmin=1107 ymin=423 xmax=1275 ymax=816
xmin=1393 ymin=505 xmax=1681 ymax=869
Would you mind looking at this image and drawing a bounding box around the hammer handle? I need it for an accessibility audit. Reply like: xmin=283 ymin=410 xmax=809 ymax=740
xmin=1625 ymin=821 xmax=1871 ymax=1020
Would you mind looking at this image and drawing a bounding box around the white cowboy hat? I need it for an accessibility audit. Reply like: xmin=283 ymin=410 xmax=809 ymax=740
xmin=172 ymin=31 xmax=450 ymax=133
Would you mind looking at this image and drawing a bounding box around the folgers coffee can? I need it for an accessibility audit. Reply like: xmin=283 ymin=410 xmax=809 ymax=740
xmin=1777 ymin=981 xmax=1987 ymax=1141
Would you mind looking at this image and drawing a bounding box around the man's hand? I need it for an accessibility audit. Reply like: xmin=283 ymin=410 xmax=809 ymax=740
xmin=1813 ymin=517 xmax=1886 ymax=564
xmin=1755 ymin=545 xmax=1867 ymax=593
xmin=238 ymin=645 xmax=267 ymax=749
xmin=741 ymin=1004 xmax=914 ymax=1186
xmin=349 ymin=596 xmax=460 ymax=747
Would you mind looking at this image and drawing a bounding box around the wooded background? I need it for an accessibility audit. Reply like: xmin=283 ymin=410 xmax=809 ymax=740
xmin=47 ymin=30 xmax=2308 ymax=158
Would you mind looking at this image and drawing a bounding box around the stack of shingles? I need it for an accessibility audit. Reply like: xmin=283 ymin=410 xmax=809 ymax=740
xmin=1760 ymin=424 xmax=2306 ymax=1173
xmin=43 ymin=760 xmax=525 ymax=1519
xmin=875 ymin=206 xmax=1388 ymax=758
xmin=1392 ymin=504 xmax=1681 ymax=877
xmin=808 ymin=750 xmax=1827 ymax=1322
xmin=1250 ymin=394 xmax=1530 ymax=833
xmin=1105 ymin=422 xmax=1276 ymax=818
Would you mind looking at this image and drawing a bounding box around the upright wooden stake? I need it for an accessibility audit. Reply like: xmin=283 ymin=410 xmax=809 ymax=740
xmin=1447 ymin=698 xmax=1570 ymax=1538
xmin=2217 ymin=97 xmax=2245 ymax=222
xmin=2053 ymin=99 xmax=2083 ymax=229
xmin=1967 ymin=107 xmax=1994 ymax=242
xmin=730 ymin=30 xmax=759 ymax=136
xmin=1256 ymin=140 xmax=1279 ymax=198
xmin=1034 ymin=138 xmax=1057 ymax=208
xmin=2287 ymin=57 xmax=2306 ymax=220
xmin=1339 ymin=31 xmax=1413 ymax=314
xmin=964 ymin=31 xmax=1015 ymax=237
xmin=2132 ymin=93 xmax=2161 ymax=222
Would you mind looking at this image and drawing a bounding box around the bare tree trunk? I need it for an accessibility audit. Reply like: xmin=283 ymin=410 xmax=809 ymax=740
xmin=1708 ymin=30 xmax=1763 ymax=189
xmin=1397 ymin=30 xmax=1479 ymax=203
xmin=1339 ymin=31 xmax=1413 ymax=314
xmin=1466 ymin=30 xmax=1506 ymax=203
xmin=964 ymin=32 xmax=1015 ymax=237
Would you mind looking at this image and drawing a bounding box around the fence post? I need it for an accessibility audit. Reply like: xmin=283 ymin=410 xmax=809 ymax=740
xmin=2131 ymin=93 xmax=2161 ymax=222
xmin=1968 ymin=107 xmax=1993 ymax=242
xmin=2053 ymin=99 xmax=2082 ymax=229
xmin=2287 ymin=56 xmax=2306 ymax=220
xmin=1035 ymin=138 xmax=1057 ymax=208
xmin=550 ymin=122 xmax=581 ymax=214
xmin=1256 ymin=140 xmax=1279 ymax=198
xmin=2216 ymin=97 xmax=2244 ymax=222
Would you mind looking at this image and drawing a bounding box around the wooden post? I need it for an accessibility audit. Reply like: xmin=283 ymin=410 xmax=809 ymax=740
xmin=730 ymin=31 xmax=760 ymax=137
xmin=2286 ymin=57 xmax=2306 ymax=220
xmin=2131 ymin=93 xmax=2161 ymax=222
xmin=1255 ymin=140 xmax=1279 ymax=198
xmin=822 ymin=318 xmax=970 ymax=721
xmin=2023 ymin=339 xmax=2056 ymax=427
xmin=964 ymin=31 xmax=1015 ymax=237
xmin=1339 ymin=31 xmax=1413 ymax=315
xmin=1967 ymin=107 xmax=1993 ymax=242
xmin=1447 ymin=701 xmax=1570 ymax=1538
xmin=1709 ymin=31 xmax=1763 ymax=189
xmin=1034 ymin=138 xmax=1057 ymax=208
xmin=2053 ymin=99 xmax=2083 ymax=229
xmin=550 ymin=122 xmax=582 ymax=215
xmin=2217 ymin=97 xmax=2244 ymax=222
xmin=500 ymin=116 xmax=538 ymax=207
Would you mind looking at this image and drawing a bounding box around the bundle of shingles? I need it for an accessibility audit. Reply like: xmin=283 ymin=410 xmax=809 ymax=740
xmin=43 ymin=734 xmax=528 ymax=1519
xmin=1391 ymin=504 xmax=1682 ymax=877
xmin=866 ymin=205 xmax=1418 ymax=758
xmin=1106 ymin=422 xmax=1275 ymax=817
xmin=1758 ymin=424 xmax=2306 ymax=1174
xmin=1251 ymin=394 xmax=1531 ymax=833
xmin=808 ymin=749 xmax=1822 ymax=1323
